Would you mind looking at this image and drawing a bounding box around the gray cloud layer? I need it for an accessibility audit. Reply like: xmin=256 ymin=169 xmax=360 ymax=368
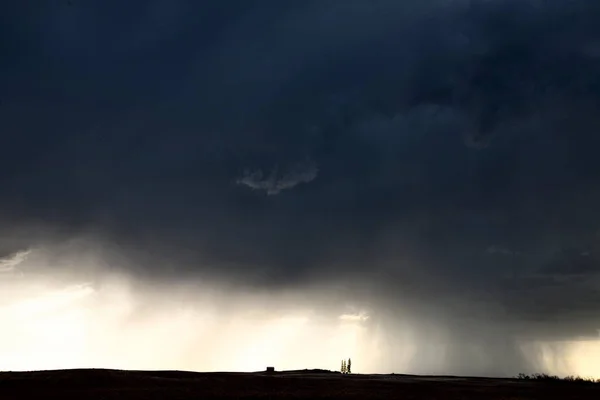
xmin=2 ymin=0 xmax=600 ymax=376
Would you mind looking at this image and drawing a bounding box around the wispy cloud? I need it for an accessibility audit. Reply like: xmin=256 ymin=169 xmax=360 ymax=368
xmin=0 ymin=249 xmax=31 ymax=273
xmin=339 ymin=312 xmax=369 ymax=322
xmin=236 ymin=160 xmax=318 ymax=195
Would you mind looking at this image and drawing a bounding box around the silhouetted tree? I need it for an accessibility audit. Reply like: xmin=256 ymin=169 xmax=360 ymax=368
xmin=347 ymin=358 xmax=351 ymax=374
xmin=341 ymin=360 xmax=346 ymax=374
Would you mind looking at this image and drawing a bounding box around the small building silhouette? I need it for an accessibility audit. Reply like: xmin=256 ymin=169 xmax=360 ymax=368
xmin=266 ymin=366 xmax=275 ymax=373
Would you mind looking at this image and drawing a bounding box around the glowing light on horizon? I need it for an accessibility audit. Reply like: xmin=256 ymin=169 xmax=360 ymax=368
xmin=0 ymin=249 xmax=597 ymax=379
xmin=521 ymin=340 xmax=600 ymax=379
xmin=0 ymin=276 xmax=376 ymax=373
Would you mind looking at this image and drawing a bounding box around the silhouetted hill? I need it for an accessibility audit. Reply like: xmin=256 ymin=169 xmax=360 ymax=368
xmin=0 ymin=368 xmax=598 ymax=399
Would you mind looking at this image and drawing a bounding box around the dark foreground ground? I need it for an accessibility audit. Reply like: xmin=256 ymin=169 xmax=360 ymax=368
xmin=1 ymin=369 xmax=599 ymax=399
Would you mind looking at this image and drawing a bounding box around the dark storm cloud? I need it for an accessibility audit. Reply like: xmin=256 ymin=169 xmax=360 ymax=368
xmin=3 ymin=0 xmax=600 ymax=374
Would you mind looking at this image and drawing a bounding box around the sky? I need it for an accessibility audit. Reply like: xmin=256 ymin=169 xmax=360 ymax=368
xmin=1 ymin=0 xmax=600 ymax=377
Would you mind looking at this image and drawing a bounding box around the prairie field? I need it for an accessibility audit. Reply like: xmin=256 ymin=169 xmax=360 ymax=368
xmin=1 ymin=369 xmax=599 ymax=399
